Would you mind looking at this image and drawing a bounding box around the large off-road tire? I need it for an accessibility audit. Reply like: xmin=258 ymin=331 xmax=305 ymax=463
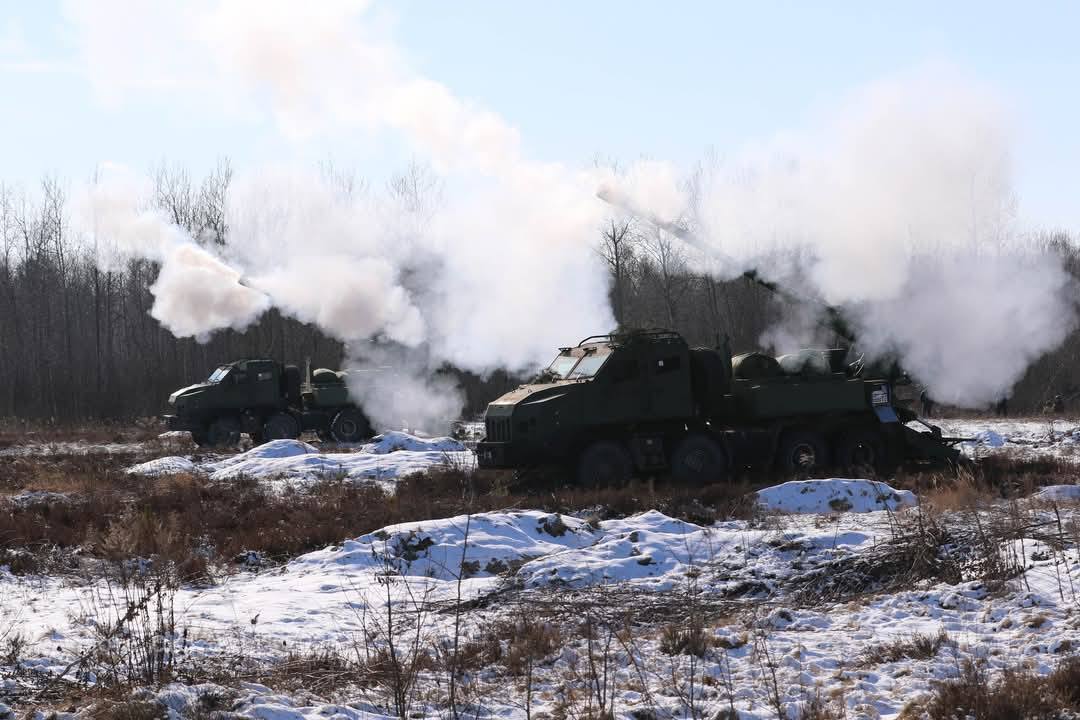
xmin=777 ymin=430 xmax=828 ymax=474
xmin=331 ymin=408 xmax=372 ymax=443
xmin=835 ymin=428 xmax=887 ymax=476
xmin=577 ymin=440 xmax=634 ymax=488
xmin=190 ymin=428 xmax=211 ymax=447
xmin=671 ymin=433 xmax=728 ymax=484
xmin=206 ymin=417 xmax=241 ymax=448
xmin=263 ymin=413 xmax=301 ymax=442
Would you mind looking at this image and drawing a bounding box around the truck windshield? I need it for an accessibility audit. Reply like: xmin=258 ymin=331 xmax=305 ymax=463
xmin=207 ymin=367 xmax=230 ymax=383
xmin=568 ymin=352 xmax=609 ymax=379
xmin=546 ymin=354 xmax=579 ymax=379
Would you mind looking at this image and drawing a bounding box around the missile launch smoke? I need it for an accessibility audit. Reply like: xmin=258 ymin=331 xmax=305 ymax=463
xmin=66 ymin=2 xmax=1076 ymax=423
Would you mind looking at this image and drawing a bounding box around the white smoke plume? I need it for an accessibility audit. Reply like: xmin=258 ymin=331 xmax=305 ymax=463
xmin=66 ymin=0 xmax=614 ymax=431
xmin=343 ymin=343 xmax=465 ymax=435
xmin=603 ymin=66 xmax=1077 ymax=407
xmin=150 ymin=243 xmax=271 ymax=340
xmin=74 ymin=164 xmax=271 ymax=341
xmin=65 ymin=3 xmax=1075 ymax=417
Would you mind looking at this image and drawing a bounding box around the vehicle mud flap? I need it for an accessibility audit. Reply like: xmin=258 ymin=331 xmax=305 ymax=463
xmin=630 ymin=435 xmax=666 ymax=472
xmin=874 ymin=406 xmax=899 ymax=423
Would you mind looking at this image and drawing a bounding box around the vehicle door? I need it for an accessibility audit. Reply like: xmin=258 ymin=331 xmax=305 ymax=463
xmin=246 ymin=361 xmax=281 ymax=408
xmin=644 ymin=345 xmax=694 ymax=419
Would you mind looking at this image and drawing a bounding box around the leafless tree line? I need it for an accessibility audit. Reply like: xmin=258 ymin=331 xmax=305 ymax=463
xmin=1 ymin=162 xmax=1079 ymax=421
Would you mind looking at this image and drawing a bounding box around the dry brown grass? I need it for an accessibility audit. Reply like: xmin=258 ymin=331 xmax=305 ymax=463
xmin=892 ymin=453 xmax=1079 ymax=512
xmin=860 ymin=629 xmax=953 ymax=666
xmin=0 ymin=459 xmax=764 ymax=578
xmin=0 ymin=418 xmax=162 ymax=448
xmin=1 ymin=425 xmax=1075 ymax=580
xmin=900 ymin=656 xmax=1080 ymax=720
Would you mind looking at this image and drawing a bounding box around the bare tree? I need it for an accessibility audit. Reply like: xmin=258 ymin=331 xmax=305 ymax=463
xmin=597 ymin=217 xmax=637 ymax=329
xmin=640 ymin=226 xmax=690 ymax=329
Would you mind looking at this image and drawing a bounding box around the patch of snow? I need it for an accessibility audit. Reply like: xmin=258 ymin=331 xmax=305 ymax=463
xmin=299 ymin=510 xmax=598 ymax=580
xmin=361 ymin=431 xmax=465 ymax=454
xmin=934 ymin=417 xmax=1080 ymax=461
xmin=124 ymin=434 xmax=474 ymax=486
xmin=3 ymin=491 xmax=75 ymax=509
xmin=1031 ymin=484 xmax=1080 ymax=503
xmin=0 ymin=441 xmax=145 ymax=457
xmin=125 ymin=456 xmax=197 ymax=476
xmin=971 ymin=429 xmax=1006 ymax=447
xmin=757 ymin=478 xmax=916 ymax=514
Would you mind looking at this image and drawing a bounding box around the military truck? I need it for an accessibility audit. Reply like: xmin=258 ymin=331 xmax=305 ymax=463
xmin=476 ymin=329 xmax=964 ymax=485
xmin=165 ymin=360 xmax=373 ymax=447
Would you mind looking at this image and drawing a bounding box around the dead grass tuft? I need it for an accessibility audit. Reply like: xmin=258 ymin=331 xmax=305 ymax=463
xmin=902 ymin=656 xmax=1080 ymax=720
xmin=658 ymin=622 xmax=711 ymax=658
xmin=796 ymin=691 xmax=846 ymax=720
xmin=83 ymin=699 xmax=167 ymax=720
xmin=861 ymin=629 xmax=952 ymax=666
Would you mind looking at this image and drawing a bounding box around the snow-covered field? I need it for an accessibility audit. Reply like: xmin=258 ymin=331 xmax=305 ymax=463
xmin=2 ymin=482 xmax=1079 ymax=718
xmin=1 ymin=418 xmax=1079 ymax=718
xmin=127 ymin=431 xmax=474 ymax=489
xmin=937 ymin=417 xmax=1080 ymax=460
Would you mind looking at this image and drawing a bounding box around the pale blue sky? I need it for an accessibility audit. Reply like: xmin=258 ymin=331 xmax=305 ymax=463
xmin=2 ymin=1 xmax=1079 ymax=231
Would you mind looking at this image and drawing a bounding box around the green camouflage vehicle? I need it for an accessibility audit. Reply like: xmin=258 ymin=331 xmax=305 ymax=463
xmin=476 ymin=329 xmax=965 ymax=485
xmin=165 ymin=360 xmax=373 ymax=447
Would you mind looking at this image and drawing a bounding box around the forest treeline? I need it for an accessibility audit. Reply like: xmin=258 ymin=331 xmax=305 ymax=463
xmin=2 ymin=163 xmax=1079 ymax=422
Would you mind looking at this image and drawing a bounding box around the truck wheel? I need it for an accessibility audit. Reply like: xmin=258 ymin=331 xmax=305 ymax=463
xmin=671 ymin=433 xmax=728 ymax=483
xmin=777 ymin=431 xmax=828 ymax=474
xmin=207 ymin=417 xmax=241 ymax=448
xmin=331 ymin=408 xmax=372 ymax=443
xmin=263 ymin=413 xmax=300 ymax=442
xmin=577 ymin=440 xmax=633 ymax=488
xmin=835 ymin=429 xmax=885 ymax=476
xmin=190 ymin=428 xmax=211 ymax=447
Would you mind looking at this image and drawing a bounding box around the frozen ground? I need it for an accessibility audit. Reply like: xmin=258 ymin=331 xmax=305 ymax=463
xmin=2 ymin=477 xmax=1079 ymax=718
xmin=2 ymin=418 xmax=1080 ymax=718
xmin=934 ymin=416 xmax=1080 ymax=460
xmin=126 ymin=431 xmax=473 ymax=488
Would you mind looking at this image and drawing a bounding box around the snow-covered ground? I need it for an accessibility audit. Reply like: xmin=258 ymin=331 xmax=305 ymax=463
xmin=933 ymin=416 xmax=1080 ymax=460
xmin=2 ymin=477 xmax=1079 ymax=719
xmin=3 ymin=420 xmax=1080 ymax=718
xmin=126 ymin=432 xmax=473 ymax=488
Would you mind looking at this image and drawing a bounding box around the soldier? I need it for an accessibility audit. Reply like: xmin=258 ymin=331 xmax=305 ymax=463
xmin=1054 ymin=394 xmax=1065 ymax=413
xmin=994 ymin=396 xmax=1008 ymax=417
xmin=920 ymin=388 xmax=935 ymax=418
